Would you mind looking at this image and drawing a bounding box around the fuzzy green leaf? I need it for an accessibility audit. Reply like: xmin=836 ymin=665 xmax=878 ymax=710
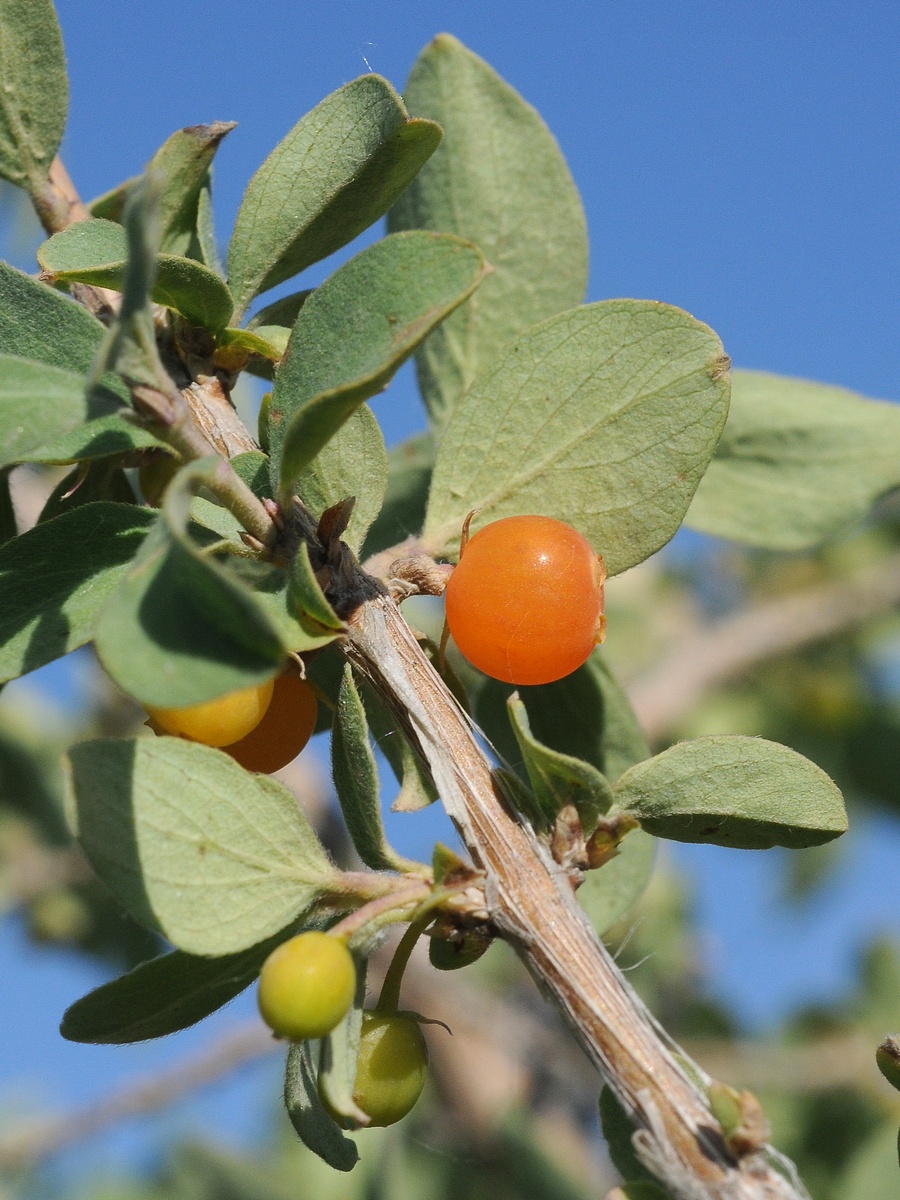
xmin=291 ymin=404 xmax=387 ymax=554
xmin=614 ymin=736 xmax=848 ymax=850
xmin=39 ymin=218 xmax=234 ymax=331
xmin=285 ymin=1041 xmax=359 ymax=1172
xmin=362 ymin=430 xmax=434 ymax=559
xmin=147 ymin=122 xmax=235 ymax=256
xmin=686 ymin=370 xmax=900 ymax=549
xmin=0 ymin=0 xmax=67 ymax=190
xmin=269 ymin=231 xmax=486 ymax=500
xmin=318 ymin=962 xmax=368 ymax=1127
xmin=389 ymin=34 xmax=588 ymax=428
xmin=0 ymin=259 xmax=117 ymax=376
xmin=229 ymin=450 xmax=272 ymax=500
xmin=15 ymin=411 xmax=166 ymax=464
xmin=288 ymin=542 xmax=343 ymax=631
xmin=0 ymin=502 xmax=154 ymax=684
xmin=332 ymin=664 xmax=418 ymax=873
xmin=0 ymin=355 xmax=126 ymax=469
xmin=94 ymin=463 xmax=286 ymax=708
xmin=362 ymin=686 xmax=437 ymax=814
xmin=61 ymin=922 xmax=309 ymax=1044
xmin=425 ymin=301 xmax=731 ymax=575
xmin=507 ymin=694 xmax=612 ymax=834
xmin=577 ymin=828 xmax=656 ymax=937
xmin=67 ymin=737 xmax=336 ymax=955
xmin=247 ymin=290 xmax=312 ymax=333
xmin=227 ymin=74 xmax=442 ymax=318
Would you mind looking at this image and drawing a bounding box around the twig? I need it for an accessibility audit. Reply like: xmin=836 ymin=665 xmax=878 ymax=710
xmin=628 ymin=551 xmax=900 ymax=742
xmin=343 ymin=586 xmax=808 ymax=1199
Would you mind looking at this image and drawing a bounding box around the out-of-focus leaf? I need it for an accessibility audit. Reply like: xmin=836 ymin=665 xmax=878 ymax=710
xmin=362 ymin=431 xmax=434 ymax=560
xmin=0 ymin=502 xmax=155 ymax=684
xmin=578 ymin=828 xmax=656 ymax=937
xmin=285 ymin=1041 xmax=359 ymax=1171
xmin=389 ymin=34 xmax=588 ymax=428
xmin=599 ymin=1086 xmax=655 ymax=1185
xmin=836 ymin=1121 xmax=900 ymax=1200
xmin=227 ymin=74 xmax=441 ymax=318
xmin=0 ymin=0 xmax=67 ymax=190
xmin=39 ymin=218 xmax=235 ymax=331
xmin=614 ymin=736 xmax=848 ymax=849
xmin=425 ymin=301 xmax=730 ymax=576
xmin=269 ymin=231 xmax=486 ymax=500
xmin=0 ymin=713 xmax=68 ymax=842
xmin=687 ymin=370 xmax=900 ymax=549
xmin=67 ymin=737 xmax=336 ymax=956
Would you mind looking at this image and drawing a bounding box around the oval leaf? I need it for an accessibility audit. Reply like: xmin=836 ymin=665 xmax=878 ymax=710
xmin=0 ymin=0 xmax=67 ymax=189
xmin=285 ymin=1041 xmax=359 ymax=1172
xmin=0 ymin=502 xmax=155 ymax=684
xmin=38 ymin=218 xmax=235 ymax=331
xmin=389 ymin=34 xmax=589 ymax=428
xmin=67 ymin=737 xmax=336 ymax=955
xmin=362 ymin=430 xmax=434 ymax=559
xmin=686 ymin=369 xmax=900 ymax=549
xmin=424 ymin=300 xmax=731 ymax=575
xmin=614 ymin=736 xmax=848 ymax=850
xmin=227 ymin=74 xmax=442 ymax=317
xmin=269 ymin=231 xmax=486 ymax=500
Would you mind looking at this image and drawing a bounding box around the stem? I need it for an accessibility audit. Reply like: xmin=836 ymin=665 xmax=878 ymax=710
xmin=330 ymin=880 xmax=431 ymax=945
xmin=377 ymin=908 xmax=435 ymax=1013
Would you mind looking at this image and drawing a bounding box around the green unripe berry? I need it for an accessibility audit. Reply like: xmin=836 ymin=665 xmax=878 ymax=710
xmin=257 ymin=931 xmax=356 ymax=1041
xmin=352 ymin=1012 xmax=428 ymax=1127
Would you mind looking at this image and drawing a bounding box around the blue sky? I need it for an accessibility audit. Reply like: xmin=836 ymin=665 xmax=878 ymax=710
xmin=2 ymin=0 xmax=899 ymax=1184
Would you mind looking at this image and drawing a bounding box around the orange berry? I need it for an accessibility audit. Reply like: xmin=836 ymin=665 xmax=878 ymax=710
xmin=444 ymin=515 xmax=605 ymax=686
xmin=146 ymin=677 xmax=275 ymax=747
xmin=224 ymin=670 xmax=318 ymax=774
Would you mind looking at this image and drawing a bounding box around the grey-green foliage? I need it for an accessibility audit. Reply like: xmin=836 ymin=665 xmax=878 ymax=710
xmin=0 ymin=501 xmax=155 ymax=684
xmin=318 ymin=962 xmax=367 ymax=1126
xmin=60 ymin=922 xmax=308 ymax=1043
xmin=578 ymin=827 xmax=657 ymax=937
xmin=686 ymin=369 xmax=900 ymax=549
xmin=0 ymin=0 xmax=67 ymax=190
xmin=291 ymin=404 xmax=388 ymax=554
xmin=145 ymin=122 xmax=235 ymax=257
xmin=836 ymin=1121 xmax=900 ymax=1200
xmin=425 ymin=300 xmax=731 ymax=575
xmin=287 ymin=542 xmax=343 ymax=630
xmin=268 ymin=231 xmax=485 ymax=500
xmin=507 ymin=694 xmax=613 ymax=834
xmin=94 ymin=462 xmax=287 ymax=708
xmin=362 ymin=430 xmax=434 ymax=558
xmin=389 ymin=33 xmax=588 ymax=429
xmin=332 ymin=664 xmax=420 ymax=873
xmin=0 ymin=354 xmax=124 ymax=468
xmin=227 ymin=74 xmax=442 ymax=318
xmin=614 ymin=736 xmax=848 ymax=849
xmin=38 ymin=217 xmax=235 ymax=331
xmin=67 ymin=737 xmax=336 ymax=956
xmin=285 ymin=1041 xmax=359 ymax=1172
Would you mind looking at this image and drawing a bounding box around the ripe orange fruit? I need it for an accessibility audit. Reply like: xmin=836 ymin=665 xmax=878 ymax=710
xmin=444 ymin=515 xmax=606 ymax=685
xmin=225 ymin=670 xmax=318 ymax=773
xmin=146 ymin=678 xmax=275 ymax=747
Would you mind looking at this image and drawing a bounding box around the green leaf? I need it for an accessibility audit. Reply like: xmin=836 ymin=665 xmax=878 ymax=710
xmin=285 ymin=1041 xmax=359 ymax=1172
xmin=67 ymin=737 xmax=336 ymax=955
xmin=195 ymin=172 xmax=222 ymax=274
xmin=599 ymin=1086 xmax=655 ymax=1186
xmin=362 ymin=430 xmax=434 ymax=559
xmin=216 ymin=324 xmax=285 ymax=362
xmin=269 ymin=231 xmax=486 ymax=500
xmin=0 ymin=354 xmax=126 ymax=469
xmin=0 ymin=259 xmax=116 ymax=376
xmin=147 ymin=122 xmax=236 ymax=257
xmin=361 ymin=686 xmax=437 ymax=814
xmin=229 ymin=450 xmax=272 ymax=500
xmin=247 ymin=290 xmax=312 ymax=332
xmin=227 ymin=74 xmax=442 ymax=318
xmin=94 ymin=462 xmax=286 ymax=708
xmin=291 ymin=404 xmax=388 ymax=554
xmin=13 ymin=410 xmax=166 ymax=464
xmin=318 ymin=961 xmax=368 ymax=1127
xmin=61 ymin=923 xmax=306 ymax=1044
xmin=577 ymin=828 xmax=656 ymax=937
xmin=507 ymin=694 xmax=612 ymax=834
xmin=39 ymin=218 xmax=235 ymax=331
xmin=0 ymin=502 xmax=154 ymax=684
xmin=424 ymin=301 xmax=731 ymax=575
xmin=38 ymin=458 xmax=135 ymax=524
xmin=836 ymin=1121 xmax=900 ymax=1200
xmin=228 ymin=556 xmax=340 ymax=659
xmin=389 ymin=34 xmax=588 ymax=428
xmin=686 ymin=369 xmax=900 ymax=549
xmin=288 ymin=542 xmax=343 ymax=631
xmin=332 ymin=664 xmax=418 ymax=873
xmin=614 ymin=736 xmax=848 ymax=850
xmin=0 ymin=0 xmax=67 ymax=190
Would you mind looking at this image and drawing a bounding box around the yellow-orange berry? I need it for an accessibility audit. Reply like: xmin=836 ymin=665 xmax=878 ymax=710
xmin=257 ymin=931 xmax=356 ymax=1041
xmin=146 ymin=677 xmax=275 ymax=747
xmin=224 ymin=670 xmax=318 ymax=773
xmin=444 ymin=515 xmax=605 ymax=686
